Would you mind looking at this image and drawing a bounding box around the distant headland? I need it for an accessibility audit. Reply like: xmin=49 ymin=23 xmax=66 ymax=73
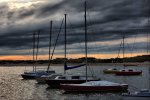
xmin=0 ymin=55 xmax=149 ymax=66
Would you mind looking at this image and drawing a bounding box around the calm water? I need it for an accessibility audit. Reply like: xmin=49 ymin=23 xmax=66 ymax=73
xmin=0 ymin=64 xmax=150 ymax=100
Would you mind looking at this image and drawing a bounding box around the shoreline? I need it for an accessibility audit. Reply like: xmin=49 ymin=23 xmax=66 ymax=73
xmin=0 ymin=62 xmax=149 ymax=67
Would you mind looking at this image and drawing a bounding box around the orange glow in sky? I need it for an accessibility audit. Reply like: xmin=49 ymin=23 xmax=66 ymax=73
xmin=0 ymin=53 xmax=147 ymax=60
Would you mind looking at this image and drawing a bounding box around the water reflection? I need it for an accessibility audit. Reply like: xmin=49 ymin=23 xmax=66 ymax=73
xmin=0 ymin=65 xmax=149 ymax=100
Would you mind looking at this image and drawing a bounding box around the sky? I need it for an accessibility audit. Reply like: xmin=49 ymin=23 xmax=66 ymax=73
xmin=0 ymin=0 xmax=149 ymax=60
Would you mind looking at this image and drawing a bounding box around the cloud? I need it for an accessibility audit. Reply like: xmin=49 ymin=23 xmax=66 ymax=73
xmin=0 ymin=0 xmax=149 ymax=57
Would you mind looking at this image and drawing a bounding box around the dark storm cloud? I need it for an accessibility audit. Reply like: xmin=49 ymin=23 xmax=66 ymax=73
xmin=0 ymin=0 xmax=149 ymax=56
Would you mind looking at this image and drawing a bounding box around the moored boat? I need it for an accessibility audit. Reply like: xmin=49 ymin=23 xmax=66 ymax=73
xmin=115 ymin=69 xmax=142 ymax=76
xmin=21 ymin=31 xmax=56 ymax=79
xmin=103 ymin=68 xmax=119 ymax=74
xmin=61 ymin=80 xmax=128 ymax=93
xmin=60 ymin=2 xmax=128 ymax=93
xmin=122 ymin=89 xmax=150 ymax=100
xmin=21 ymin=70 xmax=55 ymax=79
xmin=46 ymin=74 xmax=100 ymax=88
xmin=46 ymin=10 xmax=101 ymax=88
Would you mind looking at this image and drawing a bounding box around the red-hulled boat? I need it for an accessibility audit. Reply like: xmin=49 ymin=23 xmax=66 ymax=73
xmin=61 ymin=81 xmax=128 ymax=93
xmin=115 ymin=69 xmax=142 ymax=76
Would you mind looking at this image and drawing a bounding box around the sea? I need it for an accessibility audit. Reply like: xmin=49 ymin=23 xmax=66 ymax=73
xmin=0 ymin=64 xmax=150 ymax=100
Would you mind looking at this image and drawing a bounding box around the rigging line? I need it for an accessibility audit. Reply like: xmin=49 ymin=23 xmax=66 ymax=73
xmin=86 ymin=6 xmax=96 ymax=77
xmin=129 ymin=84 xmax=141 ymax=91
xmin=145 ymin=0 xmax=150 ymax=55
xmin=148 ymin=32 xmax=150 ymax=55
xmin=67 ymin=15 xmax=84 ymax=58
xmin=147 ymin=32 xmax=149 ymax=54
xmin=48 ymin=21 xmax=53 ymax=70
xmin=117 ymin=40 xmax=122 ymax=59
xmin=130 ymin=34 xmax=137 ymax=57
xmin=49 ymin=21 xmax=52 ymax=60
xmin=122 ymin=33 xmax=125 ymax=68
xmin=87 ymin=64 xmax=95 ymax=78
xmin=35 ymin=30 xmax=40 ymax=72
xmin=33 ymin=32 xmax=36 ymax=72
xmin=67 ymin=16 xmax=76 ymax=33
xmin=114 ymin=39 xmax=122 ymax=66
xmin=124 ymin=38 xmax=136 ymax=57
xmin=47 ymin=18 xmax=64 ymax=72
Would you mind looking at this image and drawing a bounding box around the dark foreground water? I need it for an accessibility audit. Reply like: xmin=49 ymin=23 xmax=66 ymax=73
xmin=0 ymin=64 xmax=150 ymax=100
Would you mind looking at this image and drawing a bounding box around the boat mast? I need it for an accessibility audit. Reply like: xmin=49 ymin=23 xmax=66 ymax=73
xmin=33 ymin=32 xmax=35 ymax=72
xmin=84 ymin=1 xmax=88 ymax=81
xmin=64 ymin=14 xmax=67 ymax=74
xmin=147 ymin=7 xmax=150 ymax=55
xmin=123 ymin=34 xmax=125 ymax=68
xmin=35 ymin=30 xmax=40 ymax=72
xmin=47 ymin=21 xmax=53 ymax=72
xmin=49 ymin=21 xmax=52 ymax=61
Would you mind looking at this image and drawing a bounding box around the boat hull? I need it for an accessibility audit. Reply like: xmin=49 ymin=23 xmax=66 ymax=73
xmin=36 ymin=77 xmax=48 ymax=83
xmin=21 ymin=74 xmax=36 ymax=79
xmin=115 ymin=71 xmax=142 ymax=76
xmin=122 ymin=96 xmax=150 ymax=100
xmin=21 ymin=70 xmax=55 ymax=79
xmin=46 ymin=79 xmax=99 ymax=88
xmin=103 ymin=70 xmax=119 ymax=74
xmin=61 ymin=84 xmax=128 ymax=93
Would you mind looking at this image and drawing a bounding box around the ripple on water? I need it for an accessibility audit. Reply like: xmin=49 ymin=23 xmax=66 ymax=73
xmin=0 ymin=65 xmax=149 ymax=100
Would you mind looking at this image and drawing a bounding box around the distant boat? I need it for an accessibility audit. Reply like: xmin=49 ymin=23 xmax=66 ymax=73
xmin=61 ymin=80 xmax=128 ymax=93
xmin=103 ymin=40 xmax=123 ymax=74
xmin=124 ymin=63 xmax=138 ymax=67
xmin=103 ymin=68 xmax=119 ymax=74
xmin=21 ymin=31 xmax=55 ymax=79
xmin=115 ymin=69 xmax=142 ymax=76
xmin=114 ymin=34 xmax=142 ymax=76
xmin=122 ymin=89 xmax=150 ymax=100
xmin=61 ymin=1 xmax=128 ymax=93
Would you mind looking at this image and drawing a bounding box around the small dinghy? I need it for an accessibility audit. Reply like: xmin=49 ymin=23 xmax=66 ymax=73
xmin=122 ymin=89 xmax=150 ymax=100
xmin=103 ymin=68 xmax=119 ymax=74
xmin=61 ymin=80 xmax=128 ymax=93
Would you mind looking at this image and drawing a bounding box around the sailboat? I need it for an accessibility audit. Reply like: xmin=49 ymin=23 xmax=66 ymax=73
xmin=61 ymin=1 xmax=128 ymax=93
xmin=115 ymin=35 xmax=142 ymax=76
xmin=35 ymin=21 xmax=62 ymax=83
xmin=21 ymin=31 xmax=55 ymax=79
xmin=45 ymin=13 xmax=99 ymax=88
xmin=103 ymin=41 xmax=123 ymax=74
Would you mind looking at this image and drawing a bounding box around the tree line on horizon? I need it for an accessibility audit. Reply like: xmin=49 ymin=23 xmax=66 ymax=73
xmin=0 ymin=55 xmax=149 ymax=65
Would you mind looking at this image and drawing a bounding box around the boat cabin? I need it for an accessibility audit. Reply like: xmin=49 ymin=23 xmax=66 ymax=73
xmin=54 ymin=75 xmax=94 ymax=80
